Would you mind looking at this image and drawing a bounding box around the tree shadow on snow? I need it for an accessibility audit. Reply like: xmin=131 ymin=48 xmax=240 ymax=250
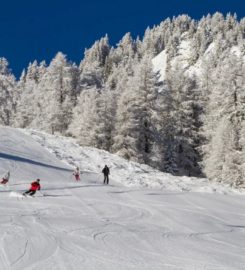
xmin=226 ymin=225 xmax=245 ymax=229
xmin=145 ymin=192 xmax=186 ymax=196
xmin=41 ymin=183 xmax=106 ymax=191
xmin=42 ymin=194 xmax=72 ymax=197
xmin=0 ymin=152 xmax=72 ymax=172
xmin=0 ymin=183 xmax=112 ymax=194
xmin=108 ymin=189 xmax=139 ymax=194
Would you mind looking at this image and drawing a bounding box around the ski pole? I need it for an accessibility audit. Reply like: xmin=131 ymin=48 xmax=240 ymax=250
xmin=39 ymin=190 xmax=45 ymax=197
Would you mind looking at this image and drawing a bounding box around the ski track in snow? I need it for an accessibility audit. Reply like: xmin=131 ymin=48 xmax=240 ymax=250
xmin=0 ymin=126 xmax=245 ymax=270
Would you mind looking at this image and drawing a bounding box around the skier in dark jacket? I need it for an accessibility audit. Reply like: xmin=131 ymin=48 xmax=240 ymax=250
xmin=102 ymin=165 xmax=110 ymax=184
xmin=23 ymin=179 xmax=41 ymax=196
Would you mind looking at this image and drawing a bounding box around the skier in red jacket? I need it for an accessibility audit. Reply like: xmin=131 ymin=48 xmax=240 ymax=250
xmin=23 ymin=179 xmax=41 ymax=196
xmin=1 ymin=171 xmax=10 ymax=185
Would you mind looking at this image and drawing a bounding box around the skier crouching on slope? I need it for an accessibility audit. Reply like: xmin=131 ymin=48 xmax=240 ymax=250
xmin=1 ymin=171 xmax=10 ymax=185
xmin=23 ymin=179 xmax=41 ymax=196
xmin=102 ymin=165 xmax=110 ymax=184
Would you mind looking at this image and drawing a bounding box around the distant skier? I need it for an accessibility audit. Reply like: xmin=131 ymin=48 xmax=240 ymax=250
xmin=73 ymin=167 xmax=80 ymax=181
xmin=23 ymin=179 xmax=41 ymax=196
xmin=102 ymin=165 xmax=110 ymax=184
xmin=1 ymin=171 xmax=10 ymax=185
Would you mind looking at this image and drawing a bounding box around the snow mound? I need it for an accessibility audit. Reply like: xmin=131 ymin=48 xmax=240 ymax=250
xmin=9 ymin=191 xmax=24 ymax=198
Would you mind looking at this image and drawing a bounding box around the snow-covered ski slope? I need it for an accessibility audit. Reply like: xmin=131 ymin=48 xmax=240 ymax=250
xmin=1 ymin=126 xmax=245 ymax=270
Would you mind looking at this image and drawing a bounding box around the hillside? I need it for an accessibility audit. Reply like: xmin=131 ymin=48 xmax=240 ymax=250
xmin=0 ymin=13 xmax=244 ymax=185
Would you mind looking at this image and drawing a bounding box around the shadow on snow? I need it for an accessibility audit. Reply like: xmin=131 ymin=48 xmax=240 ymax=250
xmin=0 ymin=183 xmax=107 ymax=193
xmin=0 ymin=152 xmax=72 ymax=172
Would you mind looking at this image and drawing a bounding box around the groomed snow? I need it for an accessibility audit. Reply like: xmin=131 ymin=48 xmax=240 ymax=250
xmin=1 ymin=126 xmax=245 ymax=270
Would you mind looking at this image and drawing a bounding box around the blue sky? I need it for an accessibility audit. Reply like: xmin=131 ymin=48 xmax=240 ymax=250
xmin=0 ymin=0 xmax=244 ymax=77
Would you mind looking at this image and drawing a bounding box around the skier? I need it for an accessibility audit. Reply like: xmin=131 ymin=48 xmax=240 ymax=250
xmin=102 ymin=165 xmax=110 ymax=184
xmin=1 ymin=171 xmax=10 ymax=185
xmin=23 ymin=179 xmax=41 ymax=196
xmin=73 ymin=167 xmax=80 ymax=181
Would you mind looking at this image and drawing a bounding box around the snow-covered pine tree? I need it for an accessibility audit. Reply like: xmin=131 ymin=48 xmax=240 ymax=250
xmin=202 ymin=51 xmax=245 ymax=186
xmin=32 ymin=52 xmax=78 ymax=134
xmin=79 ymin=35 xmax=110 ymax=88
xmin=68 ymin=87 xmax=99 ymax=146
xmin=112 ymin=55 xmax=158 ymax=164
xmin=0 ymin=58 xmax=16 ymax=126
xmin=14 ymin=61 xmax=46 ymax=128
xmin=165 ymin=62 xmax=203 ymax=176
